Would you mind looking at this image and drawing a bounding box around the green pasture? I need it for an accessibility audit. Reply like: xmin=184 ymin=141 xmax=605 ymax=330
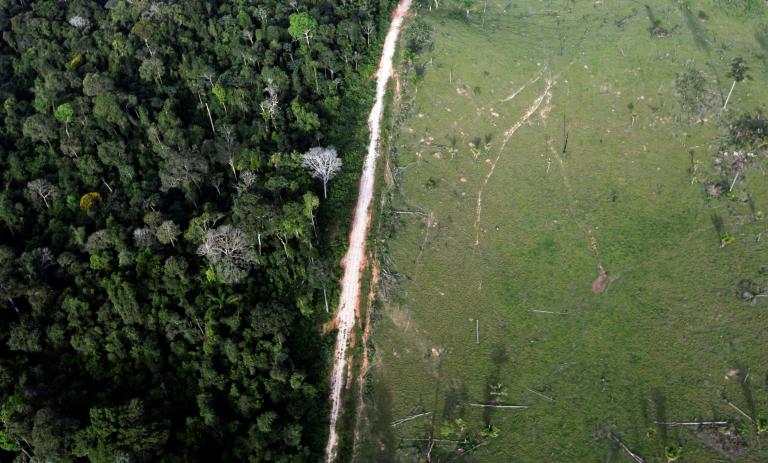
xmin=359 ymin=1 xmax=768 ymax=461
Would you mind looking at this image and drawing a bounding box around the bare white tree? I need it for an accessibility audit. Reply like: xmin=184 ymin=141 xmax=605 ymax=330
xmin=259 ymin=78 xmax=280 ymax=125
xmin=301 ymin=147 xmax=343 ymax=198
xmin=236 ymin=170 xmax=257 ymax=195
xmin=26 ymin=179 xmax=58 ymax=209
xmin=197 ymin=225 xmax=256 ymax=284
xmin=133 ymin=227 xmax=156 ymax=248
xmin=362 ymin=21 xmax=375 ymax=47
xmin=254 ymin=6 xmax=269 ymax=26
xmin=68 ymin=16 xmax=90 ymax=29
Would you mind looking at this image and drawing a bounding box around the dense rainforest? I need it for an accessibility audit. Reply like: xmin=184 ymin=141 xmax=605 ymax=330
xmin=0 ymin=0 xmax=394 ymax=461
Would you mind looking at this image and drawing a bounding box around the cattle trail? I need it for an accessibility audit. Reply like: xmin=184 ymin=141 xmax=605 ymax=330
xmin=545 ymin=137 xmax=608 ymax=293
xmin=474 ymin=77 xmax=555 ymax=247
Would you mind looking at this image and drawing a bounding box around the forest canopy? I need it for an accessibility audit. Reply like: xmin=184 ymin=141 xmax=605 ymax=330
xmin=0 ymin=0 xmax=394 ymax=461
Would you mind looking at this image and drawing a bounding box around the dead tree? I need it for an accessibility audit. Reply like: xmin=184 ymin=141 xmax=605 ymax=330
xmin=301 ymin=146 xmax=343 ymax=198
xmin=26 ymin=179 xmax=58 ymax=209
xmin=362 ymin=21 xmax=375 ymax=47
xmin=197 ymin=225 xmax=257 ymax=284
xmin=260 ymin=78 xmax=280 ymax=125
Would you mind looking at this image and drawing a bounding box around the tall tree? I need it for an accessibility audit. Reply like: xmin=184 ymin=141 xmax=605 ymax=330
xmin=301 ymin=146 xmax=343 ymax=198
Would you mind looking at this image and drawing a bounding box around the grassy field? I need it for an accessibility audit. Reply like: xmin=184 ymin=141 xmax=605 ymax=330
xmin=356 ymin=0 xmax=768 ymax=461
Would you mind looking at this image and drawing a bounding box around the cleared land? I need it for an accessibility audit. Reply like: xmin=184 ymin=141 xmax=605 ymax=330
xmin=358 ymin=1 xmax=768 ymax=461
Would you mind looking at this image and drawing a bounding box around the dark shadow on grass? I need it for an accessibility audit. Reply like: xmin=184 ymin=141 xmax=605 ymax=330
xmin=355 ymin=375 xmax=398 ymax=463
xmin=652 ymin=389 xmax=668 ymax=444
xmin=735 ymin=364 xmax=757 ymax=419
xmin=481 ymin=344 xmax=510 ymax=425
xmin=682 ymin=5 xmax=710 ymax=52
xmin=443 ymin=379 xmax=468 ymax=420
xmin=757 ymin=28 xmax=768 ymax=55
xmin=711 ymin=212 xmax=724 ymax=242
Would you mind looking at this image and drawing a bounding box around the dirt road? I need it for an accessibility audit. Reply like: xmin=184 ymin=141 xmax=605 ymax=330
xmin=324 ymin=1 xmax=412 ymax=462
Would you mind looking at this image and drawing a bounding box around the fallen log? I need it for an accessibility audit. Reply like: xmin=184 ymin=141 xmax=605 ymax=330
xmin=609 ymin=433 xmax=645 ymax=463
xmin=468 ymin=403 xmax=528 ymax=409
xmin=654 ymin=420 xmax=728 ymax=427
xmin=391 ymin=411 xmax=432 ymax=427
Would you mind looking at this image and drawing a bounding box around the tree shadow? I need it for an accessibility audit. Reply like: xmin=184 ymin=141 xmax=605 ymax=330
xmin=711 ymin=212 xmax=724 ymax=241
xmin=735 ymin=364 xmax=757 ymax=419
xmin=481 ymin=344 xmax=510 ymax=424
xmin=756 ymin=27 xmax=768 ymax=55
xmin=682 ymin=5 xmax=710 ymax=52
xmin=442 ymin=379 xmax=468 ymax=420
xmin=651 ymin=388 xmax=669 ymax=444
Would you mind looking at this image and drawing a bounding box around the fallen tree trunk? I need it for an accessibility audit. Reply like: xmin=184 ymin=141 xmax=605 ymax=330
xmin=391 ymin=412 xmax=432 ymax=427
xmin=654 ymin=420 xmax=728 ymax=427
xmin=468 ymin=403 xmax=528 ymax=409
xmin=609 ymin=433 xmax=645 ymax=463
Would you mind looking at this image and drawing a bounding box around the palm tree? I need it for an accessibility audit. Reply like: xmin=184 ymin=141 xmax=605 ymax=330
xmin=665 ymin=445 xmax=682 ymax=462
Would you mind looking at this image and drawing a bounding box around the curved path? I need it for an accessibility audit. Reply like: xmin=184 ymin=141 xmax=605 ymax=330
xmin=324 ymin=1 xmax=412 ymax=462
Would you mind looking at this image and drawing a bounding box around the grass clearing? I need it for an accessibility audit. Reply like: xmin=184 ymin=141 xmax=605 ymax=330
xmin=357 ymin=1 xmax=768 ymax=461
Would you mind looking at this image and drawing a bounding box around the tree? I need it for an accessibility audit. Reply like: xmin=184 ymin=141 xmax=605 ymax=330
xmin=362 ymin=21 xmax=375 ymax=47
xmin=301 ymin=147 xmax=342 ymax=198
xmin=197 ymin=225 xmax=257 ymax=284
xmin=54 ymin=103 xmax=74 ymax=137
xmin=68 ymin=16 xmax=90 ymax=29
xmin=82 ymin=73 xmax=114 ymax=97
xmin=460 ymin=0 xmax=477 ymax=19
xmin=665 ymin=445 xmax=682 ymax=462
xmin=73 ymin=399 xmax=168 ymax=460
xmin=79 ymin=192 xmax=101 ymax=210
xmin=156 ymin=220 xmax=181 ymax=247
xmin=212 ymin=83 xmax=228 ymax=114
xmin=0 ymin=192 xmax=20 ymax=232
xmin=260 ymin=78 xmax=280 ymax=124
xmin=93 ymin=93 xmax=127 ymax=129
xmin=159 ymin=150 xmax=209 ymax=196
xmin=133 ymin=227 xmax=156 ymax=248
xmin=288 ymin=13 xmax=318 ymax=48
xmin=26 ymin=179 xmax=58 ymax=209
xmin=22 ymin=114 xmax=56 ymax=147
xmin=139 ymin=56 xmax=165 ymax=85
xmin=723 ymin=57 xmax=750 ymax=111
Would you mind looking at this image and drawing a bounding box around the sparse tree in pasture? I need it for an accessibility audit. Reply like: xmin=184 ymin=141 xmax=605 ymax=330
xmin=723 ymin=57 xmax=750 ymax=111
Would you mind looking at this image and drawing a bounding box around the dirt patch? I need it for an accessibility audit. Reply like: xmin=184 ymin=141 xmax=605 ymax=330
xmin=694 ymin=426 xmax=748 ymax=460
xmin=591 ymin=265 xmax=608 ymax=294
xmin=321 ymin=319 xmax=339 ymax=334
xmin=393 ymin=69 xmax=402 ymax=104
